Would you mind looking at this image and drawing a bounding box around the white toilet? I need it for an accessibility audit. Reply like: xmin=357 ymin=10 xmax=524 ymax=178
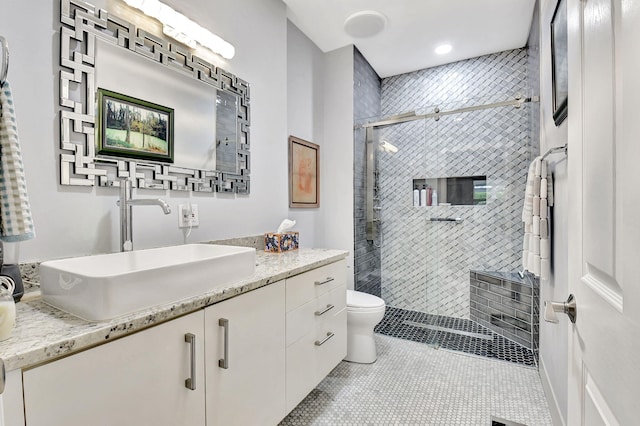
xmin=345 ymin=290 xmax=386 ymax=363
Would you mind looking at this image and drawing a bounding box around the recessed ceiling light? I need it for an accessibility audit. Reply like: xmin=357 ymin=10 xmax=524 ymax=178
xmin=344 ymin=11 xmax=387 ymax=38
xmin=435 ymin=44 xmax=452 ymax=55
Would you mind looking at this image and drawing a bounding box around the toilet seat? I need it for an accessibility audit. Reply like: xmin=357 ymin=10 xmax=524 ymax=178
xmin=347 ymin=290 xmax=385 ymax=311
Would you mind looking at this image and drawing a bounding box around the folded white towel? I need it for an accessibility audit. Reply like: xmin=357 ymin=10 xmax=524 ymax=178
xmin=522 ymin=156 xmax=553 ymax=278
xmin=0 ymin=82 xmax=35 ymax=242
xmin=541 ymin=259 xmax=550 ymax=281
xmin=540 ymin=237 xmax=550 ymax=259
xmin=522 ymin=160 xmax=537 ymax=224
xmin=540 ymin=219 xmax=549 ymax=238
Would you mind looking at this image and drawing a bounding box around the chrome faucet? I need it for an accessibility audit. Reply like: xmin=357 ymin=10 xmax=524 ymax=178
xmin=117 ymin=178 xmax=171 ymax=252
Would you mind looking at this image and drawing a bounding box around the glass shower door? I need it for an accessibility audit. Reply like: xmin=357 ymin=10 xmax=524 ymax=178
xmin=424 ymin=97 xmax=531 ymax=322
xmin=377 ymin=117 xmax=441 ymax=316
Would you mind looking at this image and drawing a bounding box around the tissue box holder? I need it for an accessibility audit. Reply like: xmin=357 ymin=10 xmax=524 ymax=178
xmin=265 ymin=232 xmax=299 ymax=253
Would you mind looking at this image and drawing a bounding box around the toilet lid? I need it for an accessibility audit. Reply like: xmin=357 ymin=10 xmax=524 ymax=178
xmin=347 ymin=290 xmax=385 ymax=309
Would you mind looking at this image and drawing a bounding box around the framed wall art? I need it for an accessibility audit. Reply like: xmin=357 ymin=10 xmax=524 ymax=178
xmin=551 ymin=0 xmax=568 ymax=126
xmin=289 ymin=136 xmax=319 ymax=208
xmin=97 ymin=88 xmax=174 ymax=163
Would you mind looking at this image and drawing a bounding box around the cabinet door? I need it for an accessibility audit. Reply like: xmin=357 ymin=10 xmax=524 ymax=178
xmin=23 ymin=311 xmax=205 ymax=426
xmin=2 ymin=369 xmax=25 ymax=426
xmin=205 ymin=281 xmax=286 ymax=426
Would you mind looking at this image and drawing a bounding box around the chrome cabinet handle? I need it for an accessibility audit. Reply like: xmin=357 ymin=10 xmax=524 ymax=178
xmin=314 ymin=332 xmax=335 ymax=346
xmin=218 ymin=318 xmax=229 ymax=369
xmin=544 ymin=294 xmax=577 ymax=324
xmin=184 ymin=333 xmax=196 ymax=390
xmin=314 ymin=304 xmax=335 ymax=316
xmin=314 ymin=277 xmax=334 ymax=286
xmin=0 ymin=358 xmax=5 ymax=394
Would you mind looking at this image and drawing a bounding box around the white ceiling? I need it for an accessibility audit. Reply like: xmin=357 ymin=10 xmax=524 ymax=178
xmin=283 ymin=0 xmax=537 ymax=78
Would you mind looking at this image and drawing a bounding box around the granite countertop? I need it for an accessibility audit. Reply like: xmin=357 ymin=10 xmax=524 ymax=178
xmin=0 ymin=248 xmax=348 ymax=372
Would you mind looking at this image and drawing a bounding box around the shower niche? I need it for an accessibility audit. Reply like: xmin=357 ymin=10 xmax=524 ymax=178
xmin=412 ymin=175 xmax=487 ymax=206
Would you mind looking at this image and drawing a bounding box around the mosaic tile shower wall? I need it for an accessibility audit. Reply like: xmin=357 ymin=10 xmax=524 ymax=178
xmin=378 ymin=49 xmax=532 ymax=318
xmin=353 ymin=48 xmax=382 ymax=297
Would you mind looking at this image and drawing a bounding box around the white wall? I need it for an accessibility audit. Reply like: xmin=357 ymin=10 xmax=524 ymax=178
xmin=286 ymin=21 xmax=324 ymax=248
xmin=1 ymin=0 xmax=289 ymax=262
xmin=285 ymin=22 xmax=355 ymax=287
xmin=538 ymin=0 xmax=568 ymax=423
xmin=319 ymin=46 xmax=355 ymax=288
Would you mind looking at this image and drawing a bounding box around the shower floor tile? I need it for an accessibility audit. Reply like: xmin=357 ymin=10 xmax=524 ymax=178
xmin=279 ymin=334 xmax=552 ymax=426
xmin=375 ymin=306 xmax=537 ymax=367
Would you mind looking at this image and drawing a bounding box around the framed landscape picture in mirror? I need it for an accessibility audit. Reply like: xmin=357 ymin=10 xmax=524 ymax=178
xmin=97 ymin=88 xmax=174 ymax=163
xmin=289 ymin=136 xmax=319 ymax=208
xmin=551 ymin=0 xmax=568 ymax=126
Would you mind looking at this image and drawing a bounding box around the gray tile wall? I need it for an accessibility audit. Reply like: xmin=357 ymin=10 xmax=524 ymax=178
xmin=528 ymin=2 xmax=541 ymax=162
xmin=378 ymin=49 xmax=532 ymax=318
xmin=470 ymin=271 xmax=540 ymax=350
xmin=353 ymin=48 xmax=382 ymax=297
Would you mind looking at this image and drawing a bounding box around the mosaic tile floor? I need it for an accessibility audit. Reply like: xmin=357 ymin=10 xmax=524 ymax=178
xmin=375 ymin=307 xmax=537 ymax=367
xmin=280 ymin=334 xmax=552 ymax=426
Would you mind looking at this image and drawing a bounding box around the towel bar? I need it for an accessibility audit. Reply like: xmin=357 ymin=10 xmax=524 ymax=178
xmin=541 ymin=143 xmax=567 ymax=160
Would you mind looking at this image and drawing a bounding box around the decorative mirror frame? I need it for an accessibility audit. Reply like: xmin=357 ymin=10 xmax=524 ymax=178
xmin=59 ymin=0 xmax=250 ymax=193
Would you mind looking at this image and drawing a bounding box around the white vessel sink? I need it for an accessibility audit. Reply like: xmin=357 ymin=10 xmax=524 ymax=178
xmin=40 ymin=244 xmax=256 ymax=321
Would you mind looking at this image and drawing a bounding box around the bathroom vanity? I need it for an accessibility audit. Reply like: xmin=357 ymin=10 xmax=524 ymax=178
xmin=0 ymin=248 xmax=348 ymax=426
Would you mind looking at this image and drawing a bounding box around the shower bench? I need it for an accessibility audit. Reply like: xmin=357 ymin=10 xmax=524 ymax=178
xmin=469 ymin=271 xmax=539 ymax=351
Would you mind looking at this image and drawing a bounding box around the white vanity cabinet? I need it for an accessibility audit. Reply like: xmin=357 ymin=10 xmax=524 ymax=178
xmin=204 ymin=280 xmax=286 ymax=426
xmin=285 ymin=260 xmax=347 ymax=412
xmin=11 ymin=257 xmax=346 ymax=426
xmin=21 ymin=311 xmax=206 ymax=426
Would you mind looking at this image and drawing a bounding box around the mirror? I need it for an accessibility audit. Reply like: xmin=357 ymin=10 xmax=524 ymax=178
xmin=215 ymin=91 xmax=239 ymax=173
xmin=59 ymin=0 xmax=250 ymax=193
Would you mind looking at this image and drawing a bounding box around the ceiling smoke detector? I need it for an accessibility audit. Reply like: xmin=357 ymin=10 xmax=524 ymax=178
xmin=344 ymin=11 xmax=387 ymax=38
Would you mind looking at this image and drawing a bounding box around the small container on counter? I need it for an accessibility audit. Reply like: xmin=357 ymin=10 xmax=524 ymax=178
xmin=0 ymin=276 xmax=16 ymax=341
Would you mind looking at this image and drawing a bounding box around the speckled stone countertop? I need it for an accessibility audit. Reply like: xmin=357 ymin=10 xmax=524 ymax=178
xmin=0 ymin=248 xmax=348 ymax=372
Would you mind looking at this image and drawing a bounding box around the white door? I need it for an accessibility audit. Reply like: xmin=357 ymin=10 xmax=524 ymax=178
xmin=566 ymin=0 xmax=640 ymax=423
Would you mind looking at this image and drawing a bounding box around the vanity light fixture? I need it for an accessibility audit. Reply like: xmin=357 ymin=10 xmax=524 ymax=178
xmin=435 ymin=44 xmax=452 ymax=55
xmin=122 ymin=0 xmax=235 ymax=59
